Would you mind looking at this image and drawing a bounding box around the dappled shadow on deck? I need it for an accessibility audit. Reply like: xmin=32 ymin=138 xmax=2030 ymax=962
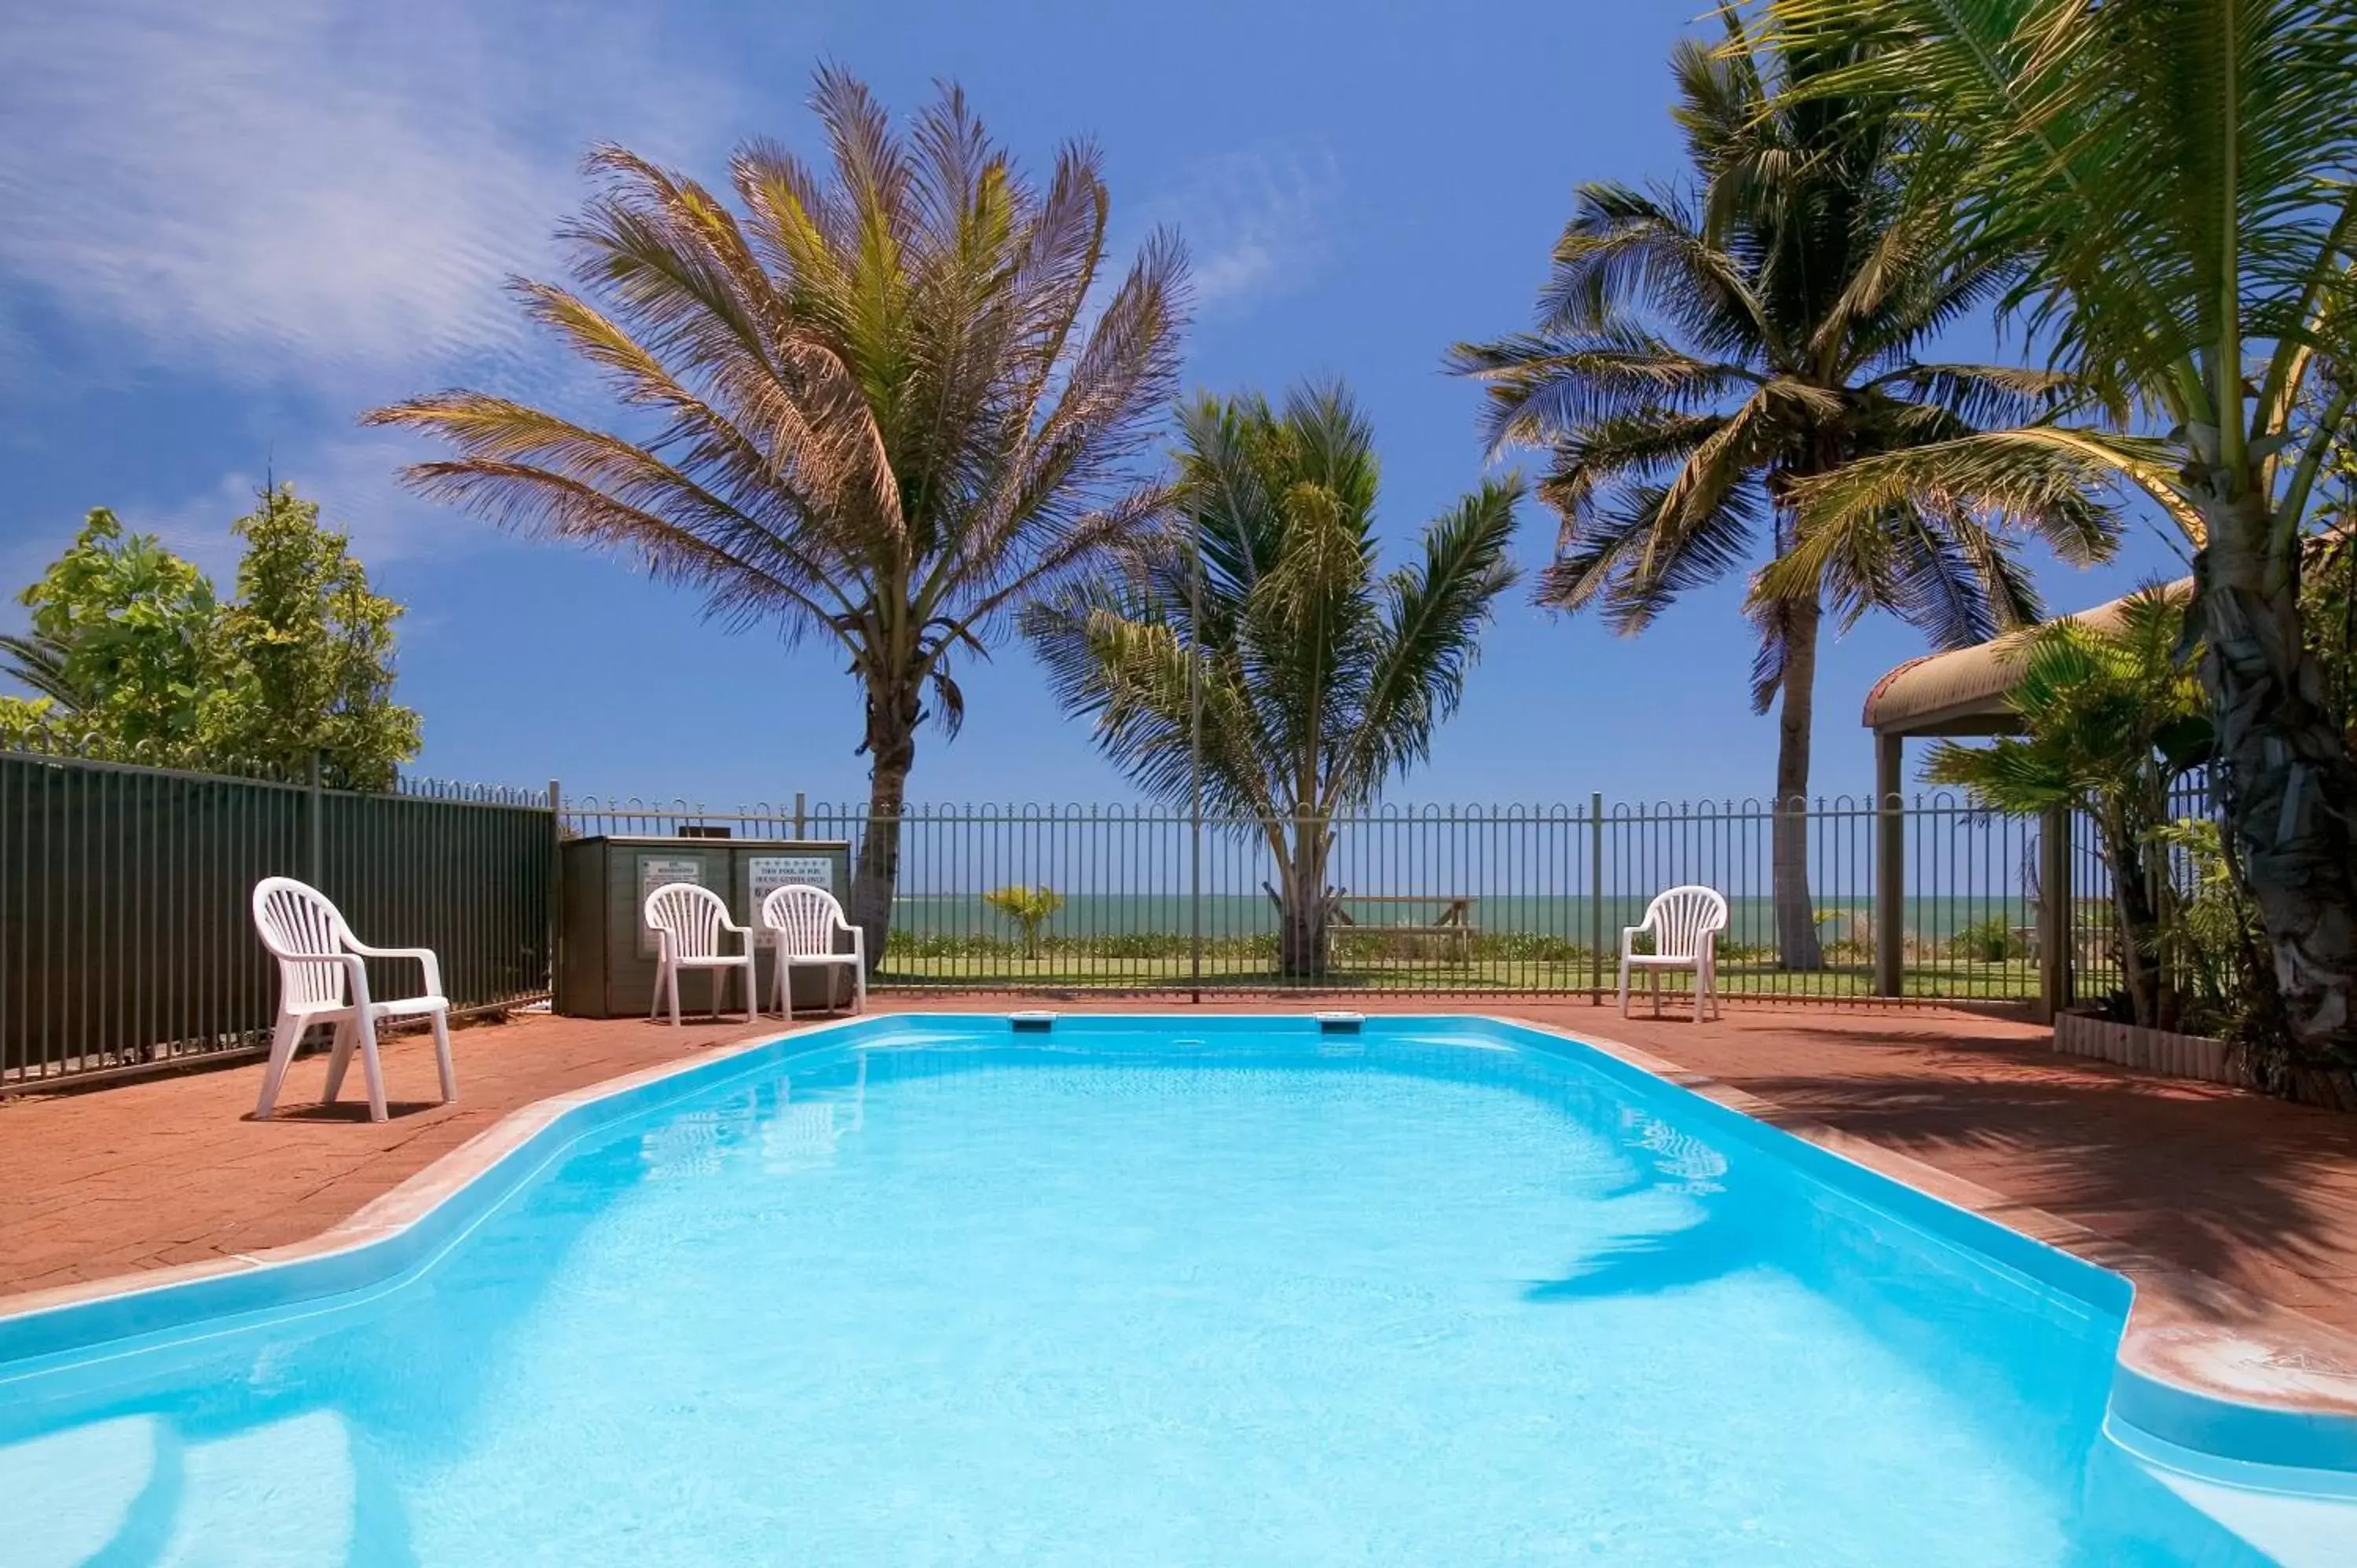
xmin=1606 ymin=1012 xmax=2357 ymax=1332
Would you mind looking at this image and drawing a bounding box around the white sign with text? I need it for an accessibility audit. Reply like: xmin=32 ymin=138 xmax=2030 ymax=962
xmin=749 ymin=854 xmax=836 ymax=907
xmin=636 ymin=855 xmax=706 ymax=955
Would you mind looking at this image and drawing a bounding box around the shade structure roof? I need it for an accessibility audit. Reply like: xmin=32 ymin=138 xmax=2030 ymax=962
xmin=1862 ymin=578 xmax=2192 ymax=738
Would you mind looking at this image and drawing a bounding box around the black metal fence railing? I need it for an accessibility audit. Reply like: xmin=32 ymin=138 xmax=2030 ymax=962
xmin=0 ymin=756 xmax=2212 ymax=1090
xmin=1 ymin=750 xmax=555 ymax=1087
xmin=563 ymin=793 xmax=2082 ymax=1003
xmin=2058 ymin=771 xmax=2216 ymax=1011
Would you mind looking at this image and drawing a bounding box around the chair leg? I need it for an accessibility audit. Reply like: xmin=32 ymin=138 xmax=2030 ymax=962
xmin=780 ymin=962 xmax=800 ymax=1023
xmin=431 ymin=1008 xmax=456 ymax=1103
xmin=356 ymin=1013 xmax=388 ymax=1123
xmin=1693 ymin=962 xmax=1706 ymax=1024
xmin=649 ymin=958 xmax=666 ymax=1022
xmin=667 ymin=965 xmax=682 ymax=1028
xmin=254 ymin=1013 xmax=307 ymax=1119
xmin=853 ymin=957 xmax=867 ymax=1014
xmin=322 ymin=1018 xmax=357 ymax=1105
xmin=1649 ymin=968 xmax=1660 ymax=1017
xmin=1617 ymin=958 xmax=1630 ymax=1018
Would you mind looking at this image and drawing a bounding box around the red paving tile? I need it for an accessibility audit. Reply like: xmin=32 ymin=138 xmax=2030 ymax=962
xmin=4 ymin=998 xmax=2355 ymax=1343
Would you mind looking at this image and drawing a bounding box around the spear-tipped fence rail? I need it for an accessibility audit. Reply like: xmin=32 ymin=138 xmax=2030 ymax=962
xmin=1 ymin=752 xmax=2193 ymax=1090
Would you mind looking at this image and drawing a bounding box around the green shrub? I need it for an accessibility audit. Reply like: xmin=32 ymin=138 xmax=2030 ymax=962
xmin=1948 ymin=914 xmax=2025 ymax=963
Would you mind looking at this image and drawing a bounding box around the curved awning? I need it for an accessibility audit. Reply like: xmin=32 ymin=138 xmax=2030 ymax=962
xmin=1862 ymin=579 xmax=2190 ymax=738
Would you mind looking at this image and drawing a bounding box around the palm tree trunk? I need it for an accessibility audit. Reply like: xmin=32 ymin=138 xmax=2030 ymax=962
xmin=2103 ymin=811 xmax=2165 ymax=1030
xmin=849 ymin=680 xmax=922 ymax=976
xmin=2197 ymin=502 xmax=2357 ymax=1079
xmin=1773 ymin=595 xmax=1825 ymax=971
xmin=1276 ymin=815 xmax=1332 ymax=980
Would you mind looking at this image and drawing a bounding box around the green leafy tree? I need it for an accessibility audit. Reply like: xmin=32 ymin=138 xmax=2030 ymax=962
xmin=1451 ymin=14 xmax=2113 ymax=970
xmin=1026 ymin=383 xmax=1520 ymax=977
xmin=982 ymin=884 xmax=1065 ymax=958
xmin=1 ymin=493 xmax=420 ymax=788
xmin=367 ymin=70 xmax=1187 ymax=971
xmin=199 ymin=485 xmax=423 ymax=791
xmin=0 ymin=510 xmax=218 ymax=760
xmin=1925 ymin=588 xmax=2212 ymax=1028
xmin=1760 ymin=0 xmax=2357 ymax=1064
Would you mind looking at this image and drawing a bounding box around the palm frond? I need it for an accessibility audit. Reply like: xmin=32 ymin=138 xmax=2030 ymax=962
xmin=368 ymin=68 xmax=1185 ymax=770
xmin=1458 ymin=6 xmax=2119 ymax=697
xmin=1028 ymin=383 xmax=1518 ymax=819
xmin=0 ymin=631 xmax=84 ymax=709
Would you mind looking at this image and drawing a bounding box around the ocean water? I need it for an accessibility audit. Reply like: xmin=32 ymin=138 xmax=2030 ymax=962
xmin=0 ymin=1022 xmax=2263 ymax=1564
xmin=883 ymin=892 xmax=2018 ymax=947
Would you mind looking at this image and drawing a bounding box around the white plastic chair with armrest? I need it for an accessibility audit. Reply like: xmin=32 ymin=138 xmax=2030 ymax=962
xmin=1618 ymin=885 xmax=1730 ymax=1023
xmin=643 ymin=882 xmax=758 ymax=1026
xmin=250 ymin=877 xmax=453 ymax=1123
xmin=758 ymin=884 xmax=866 ymax=1018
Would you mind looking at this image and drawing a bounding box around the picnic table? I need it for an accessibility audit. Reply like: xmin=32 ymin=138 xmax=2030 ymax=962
xmin=1331 ymin=894 xmax=1480 ymax=965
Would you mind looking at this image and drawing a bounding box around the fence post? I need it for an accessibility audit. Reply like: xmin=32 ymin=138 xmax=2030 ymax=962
xmin=794 ymin=791 xmax=806 ymax=840
xmin=1873 ymin=735 xmax=1904 ymax=996
xmin=547 ymin=779 xmax=563 ymax=1007
xmin=306 ymin=753 xmax=324 ymax=888
xmin=2037 ymin=804 xmax=2071 ymax=1022
xmin=1589 ymin=791 xmax=1604 ymax=1002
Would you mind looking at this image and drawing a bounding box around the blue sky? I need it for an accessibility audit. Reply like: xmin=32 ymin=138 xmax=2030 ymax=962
xmin=0 ymin=0 xmax=2188 ymax=812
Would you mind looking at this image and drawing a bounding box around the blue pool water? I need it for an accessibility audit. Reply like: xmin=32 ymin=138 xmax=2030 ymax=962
xmin=0 ymin=1017 xmax=2326 ymax=1563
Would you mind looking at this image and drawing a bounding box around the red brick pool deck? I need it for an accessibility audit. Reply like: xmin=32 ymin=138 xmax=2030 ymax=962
xmin=6 ymin=998 xmax=2357 ymax=1413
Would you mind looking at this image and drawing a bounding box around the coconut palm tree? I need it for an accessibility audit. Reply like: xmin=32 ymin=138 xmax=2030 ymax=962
xmin=1925 ymin=587 xmax=2212 ymax=1029
xmin=1450 ymin=16 xmax=2115 ymax=970
xmin=366 ymin=70 xmax=1187 ymax=968
xmin=1025 ymin=384 xmax=1520 ymax=977
xmin=1756 ymin=0 xmax=2357 ymax=1072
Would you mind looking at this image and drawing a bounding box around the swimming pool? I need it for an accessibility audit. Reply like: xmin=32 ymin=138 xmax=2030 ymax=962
xmin=2 ymin=1014 xmax=2350 ymax=1564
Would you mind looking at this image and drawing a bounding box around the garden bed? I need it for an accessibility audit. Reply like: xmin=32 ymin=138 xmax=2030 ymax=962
xmin=2052 ymin=1009 xmax=2251 ymax=1088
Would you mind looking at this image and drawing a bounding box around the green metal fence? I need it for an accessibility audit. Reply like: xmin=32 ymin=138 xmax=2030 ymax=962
xmin=565 ymin=792 xmax=2085 ymax=1005
xmin=0 ymin=751 xmax=555 ymax=1087
xmin=0 ymin=752 xmax=2198 ymax=1091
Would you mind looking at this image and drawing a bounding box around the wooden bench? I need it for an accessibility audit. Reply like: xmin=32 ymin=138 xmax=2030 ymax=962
xmin=1330 ymin=895 xmax=1480 ymax=965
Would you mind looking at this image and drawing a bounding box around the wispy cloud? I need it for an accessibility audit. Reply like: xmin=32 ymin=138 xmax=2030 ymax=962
xmin=0 ymin=0 xmax=766 ymax=600
xmin=1143 ymin=140 xmax=1343 ymax=313
xmin=0 ymin=0 xmax=740 ymax=393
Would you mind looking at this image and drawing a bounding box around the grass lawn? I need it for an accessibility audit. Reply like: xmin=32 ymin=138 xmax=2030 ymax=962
xmin=874 ymin=951 xmax=2044 ymax=1001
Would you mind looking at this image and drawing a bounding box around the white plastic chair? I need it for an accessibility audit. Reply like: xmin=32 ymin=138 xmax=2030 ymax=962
xmin=1619 ymin=885 xmax=1730 ymax=1022
xmin=644 ymin=882 xmax=757 ymax=1026
xmin=758 ymin=884 xmax=866 ymax=1018
xmin=250 ymin=877 xmax=453 ymax=1123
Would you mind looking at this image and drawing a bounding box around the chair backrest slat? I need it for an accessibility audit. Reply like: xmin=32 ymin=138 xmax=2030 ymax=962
xmin=1643 ymin=885 xmax=1730 ymax=961
xmin=644 ymin=882 xmax=732 ymax=959
xmin=251 ymin=877 xmax=350 ymax=1009
xmin=761 ymin=885 xmax=846 ymax=958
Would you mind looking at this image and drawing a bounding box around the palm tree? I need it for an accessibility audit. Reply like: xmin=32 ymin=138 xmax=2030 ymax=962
xmin=0 ymin=630 xmax=82 ymax=710
xmin=1025 ymin=384 xmax=1520 ymax=977
xmin=1757 ymin=0 xmax=2357 ymax=1069
xmin=1450 ymin=16 xmax=2114 ymax=970
xmin=367 ymin=71 xmax=1187 ymax=968
xmin=1925 ymin=587 xmax=2212 ymax=1029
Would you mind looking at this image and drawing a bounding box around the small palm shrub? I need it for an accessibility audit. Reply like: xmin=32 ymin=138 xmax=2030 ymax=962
xmin=981 ymin=885 xmax=1065 ymax=959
